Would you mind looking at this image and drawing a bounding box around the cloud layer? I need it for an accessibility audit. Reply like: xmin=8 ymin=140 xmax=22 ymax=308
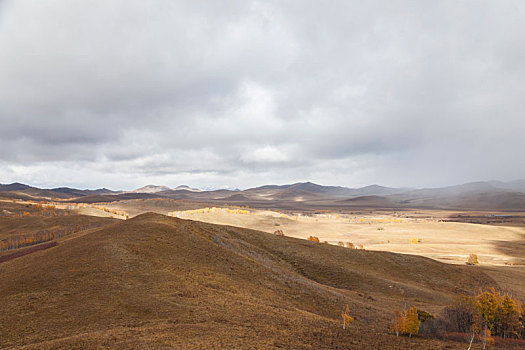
xmin=1 ymin=0 xmax=524 ymax=189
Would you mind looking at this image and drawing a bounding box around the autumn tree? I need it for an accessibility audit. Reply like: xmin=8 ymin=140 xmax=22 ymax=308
xmin=467 ymin=254 xmax=479 ymax=265
xmin=496 ymin=294 xmax=523 ymax=338
xmin=342 ymin=304 xmax=354 ymax=329
xmin=392 ymin=311 xmax=405 ymax=336
xmin=476 ymin=289 xmax=501 ymax=334
xmin=404 ymin=307 xmax=421 ymax=337
xmin=392 ymin=306 xmax=420 ymax=337
xmin=441 ymin=289 xmax=524 ymax=341
xmin=443 ymin=295 xmax=478 ymax=333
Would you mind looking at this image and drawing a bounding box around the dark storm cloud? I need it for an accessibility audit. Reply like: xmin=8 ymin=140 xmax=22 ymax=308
xmin=1 ymin=0 xmax=524 ymax=189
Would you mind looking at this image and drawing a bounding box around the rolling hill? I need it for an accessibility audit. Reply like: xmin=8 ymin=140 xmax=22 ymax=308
xmin=0 ymin=183 xmax=117 ymax=200
xmin=0 ymin=212 xmax=499 ymax=349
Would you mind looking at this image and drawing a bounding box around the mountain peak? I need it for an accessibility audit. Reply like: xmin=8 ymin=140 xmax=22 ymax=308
xmin=174 ymin=185 xmax=201 ymax=192
xmin=131 ymin=185 xmax=171 ymax=193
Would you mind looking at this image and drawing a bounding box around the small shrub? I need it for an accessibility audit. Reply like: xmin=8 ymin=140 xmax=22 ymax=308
xmin=273 ymin=230 xmax=285 ymax=236
xmin=443 ymin=295 xmax=477 ymax=333
xmin=418 ymin=318 xmax=448 ymax=335
xmin=417 ymin=309 xmax=435 ymax=323
xmin=307 ymin=236 xmax=320 ymax=242
xmin=466 ymin=253 xmax=479 ymax=265
xmin=345 ymin=242 xmax=355 ymax=249
xmin=338 ymin=242 xmax=344 ymax=247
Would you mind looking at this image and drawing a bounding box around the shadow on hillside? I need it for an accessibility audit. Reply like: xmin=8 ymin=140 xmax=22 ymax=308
xmin=490 ymin=232 xmax=525 ymax=265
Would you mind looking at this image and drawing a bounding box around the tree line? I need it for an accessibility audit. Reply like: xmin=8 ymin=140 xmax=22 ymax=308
xmin=0 ymin=223 xmax=105 ymax=252
xmin=395 ymin=289 xmax=525 ymax=348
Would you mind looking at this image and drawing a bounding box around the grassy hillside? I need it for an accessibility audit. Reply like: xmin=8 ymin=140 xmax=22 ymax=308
xmin=0 ymin=213 xmax=504 ymax=349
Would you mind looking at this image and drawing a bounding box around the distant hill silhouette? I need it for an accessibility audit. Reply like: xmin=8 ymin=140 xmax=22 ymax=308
xmin=1 ymin=180 xmax=525 ymax=210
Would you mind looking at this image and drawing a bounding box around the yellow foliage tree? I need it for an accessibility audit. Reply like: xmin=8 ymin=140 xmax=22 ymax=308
xmin=392 ymin=306 xmax=420 ymax=337
xmin=477 ymin=289 xmax=501 ymax=333
xmin=404 ymin=307 xmax=420 ymax=337
xmin=342 ymin=304 xmax=354 ymax=329
xmin=467 ymin=253 xmax=479 ymax=265
xmin=444 ymin=289 xmax=524 ymax=341
xmin=497 ymin=294 xmax=523 ymax=338
xmin=392 ymin=311 xmax=405 ymax=336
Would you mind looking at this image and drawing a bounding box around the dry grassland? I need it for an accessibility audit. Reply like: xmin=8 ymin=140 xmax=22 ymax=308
xmin=163 ymin=207 xmax=525 ymax=267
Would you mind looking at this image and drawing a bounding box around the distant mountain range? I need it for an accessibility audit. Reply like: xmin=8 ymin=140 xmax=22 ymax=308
xmin=1 ymin=180 xmax=525 ymax=211
xmin=0 ymin=183 xmax=116 ymax=200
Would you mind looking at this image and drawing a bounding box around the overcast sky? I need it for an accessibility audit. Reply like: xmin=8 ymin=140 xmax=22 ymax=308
xmin=1 ymin=1 xmax=524 ymax=190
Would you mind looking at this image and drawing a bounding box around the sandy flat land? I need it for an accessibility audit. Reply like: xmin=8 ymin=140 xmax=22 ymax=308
xmin=164 ymin=207 xmax=525 ymax=267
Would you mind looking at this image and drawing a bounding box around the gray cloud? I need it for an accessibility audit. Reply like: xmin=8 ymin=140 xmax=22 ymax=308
xmin=1 ymin=0 xmax=524 ymax=190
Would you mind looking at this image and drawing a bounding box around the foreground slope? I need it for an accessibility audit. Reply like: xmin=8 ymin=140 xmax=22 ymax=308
xmin=0 ymin=213 xmax=498 ymax=349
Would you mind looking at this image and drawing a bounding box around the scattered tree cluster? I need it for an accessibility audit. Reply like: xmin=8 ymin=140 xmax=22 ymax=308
xmin=32 ymin=204 xmax=60 ymax=217
xmin=0 ymin=223 xmax=104 ymax=252
xmin=170 ymin=207 xmax=249 ymax=217
xmin=336 ymin=242 xmax=365 ymax=250
xmin=418 ymin=289 xmax=524 ymax=346
xmin=90 ymin=205 xmax=126 ymax=216
xmin=392 ymin=306 xmax=421 ymax=337
xmin=1 ymin=203 xmax=66 ymax=218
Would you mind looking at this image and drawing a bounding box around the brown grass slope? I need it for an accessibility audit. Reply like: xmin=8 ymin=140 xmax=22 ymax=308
xmin=0 ymin=214 xmax=115 ymax=240
xmin=0 ymin=213 xmax=501 ymax=349
xmin=67 ymin=192 xmax=162 ymax=203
